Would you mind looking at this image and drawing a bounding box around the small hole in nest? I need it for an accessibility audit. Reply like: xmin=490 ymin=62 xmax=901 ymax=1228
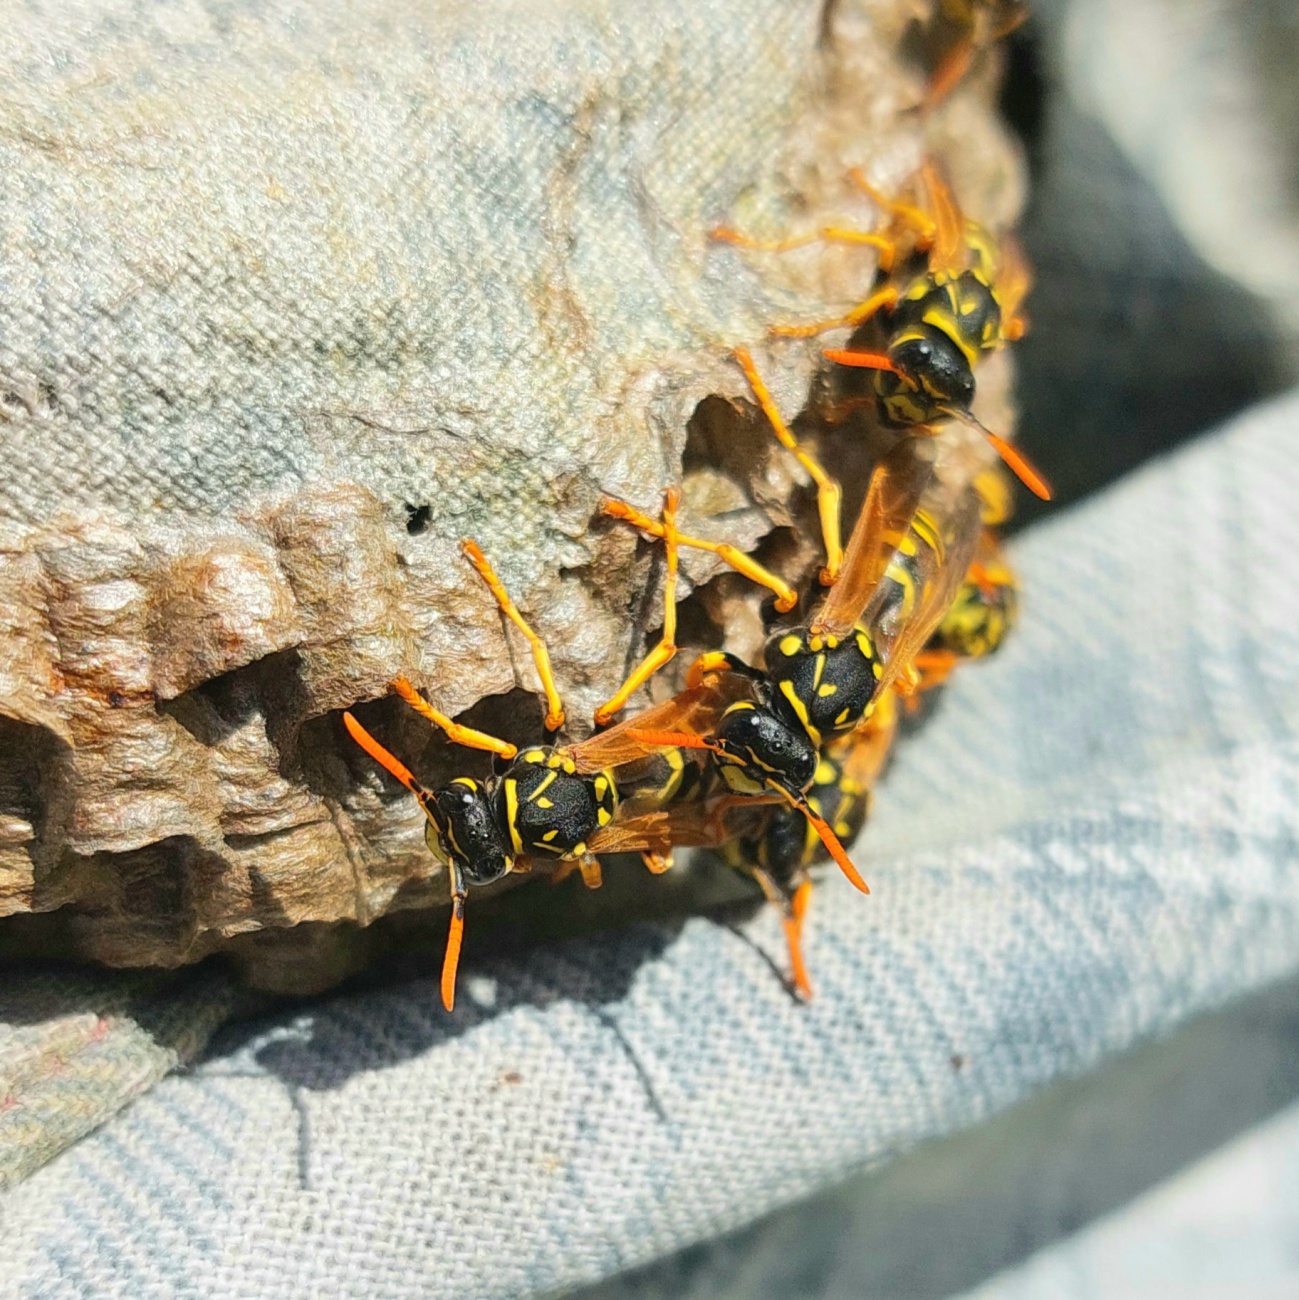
xmin=405 ymin=503 xmax=432 ymax=535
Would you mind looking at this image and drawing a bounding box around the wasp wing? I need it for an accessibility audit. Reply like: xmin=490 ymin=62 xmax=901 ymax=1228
xmin=811 ymin=437 xmax=935 ymax=638
xmin=565 ymin=672 xmax=754 ymax=774
xmin=993 ymin=233 xmax=1032 ymax=338
xmin=868 ymin=483 xmax=983 ymax=699
xmin=919 ymin=160 xmax=969 ymax=279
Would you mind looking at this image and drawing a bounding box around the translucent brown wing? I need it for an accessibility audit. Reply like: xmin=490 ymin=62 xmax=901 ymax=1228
xmin=839 ymin=692 xmax=900 ymax=788
xmin=919 ymin=160 xmax=968 ymax=279
xmin=811 ymin=438 xmax=936 ymax=638
xmin=585 ymin=802 xmax=728 ymax=856
xmin=994 ymin=234 xmax=1032 ymax=338
xmin=868 ymin=485 xmax=983 ymax=699
xmin=565 ymin=673 xmax=754 ymax=774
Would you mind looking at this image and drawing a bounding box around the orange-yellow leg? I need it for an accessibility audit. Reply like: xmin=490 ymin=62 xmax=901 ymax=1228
xmin=642 ymin=850 xmax=674 ymax=874
xmin=713 ymin=224 xmax=899 ymax=275
xmin=733 ymin=346 xmax=843 ymax=585
xmin=461 ymin=540 xmax=565 ymax=732
xmin=912 ymin=649 xmax=961 ymax=693
xmin=594 ymin=488 xmax=682 ymax=727
xmin=391 ymin=676 xmax=518 ymax=760
xmin=751 ymin=868 xmax=814 ymax=1000
xmin=849 ymin=169 xmax=937 ymax=243
xmin=601 ymin=496 xmax=798 ymax=615
xmin=550 ymin=854 xmax=604 ymax=889
xmin=773 ymin=283 xmax=903 ymax=341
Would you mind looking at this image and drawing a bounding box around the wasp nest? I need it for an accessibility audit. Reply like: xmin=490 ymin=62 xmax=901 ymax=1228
xmin=0 ymin=0 xmax=1022 ymax=992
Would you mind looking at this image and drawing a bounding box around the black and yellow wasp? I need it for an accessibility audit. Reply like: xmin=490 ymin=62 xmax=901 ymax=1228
xmin=344 ymin=528 xmax=740 ymax=1011
xmin=721 ymin=692 xmax=899 ymax=997
xmin=714 ymin=162 xmax=1048 ymax=580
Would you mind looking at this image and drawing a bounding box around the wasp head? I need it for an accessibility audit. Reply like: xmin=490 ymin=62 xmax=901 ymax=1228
xmin=878 ymin=327 xmax=975 ymax=425
xmin=423 ymin=778 xmax=513 ymax=887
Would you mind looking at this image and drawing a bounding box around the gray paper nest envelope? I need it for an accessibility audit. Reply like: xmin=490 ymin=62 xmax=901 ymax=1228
xmin=3 ymin=392 xmax=1299 ymax=1298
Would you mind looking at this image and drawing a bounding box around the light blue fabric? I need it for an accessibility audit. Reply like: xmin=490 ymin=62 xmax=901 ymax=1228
xmin=4 ymin=392 xmax=1297 ymax=1298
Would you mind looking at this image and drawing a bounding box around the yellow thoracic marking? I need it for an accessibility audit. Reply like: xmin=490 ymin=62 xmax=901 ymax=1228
xmin=726 ymin=701 xmax=757 ymax=715
xmin=835 ymin=706 xmax=852 ymax=726
xmin=504 ymin=780 xmax=524 ymax=854
xmin=872 ymin=661 xmax=883 ymax=680
xmin=594 ymin=774 xmax=609 ymax=798
xmin=812 ymin=654 xmax=826 ymax=690
xmin=665 ymin=748 xmax=684 ymax=772
xmin=779 ymin=634 xmax=803 ymax=658
xmin=527 ymin=769 xmax=559 ymax=803
xmin=535 ymin=797 xmax=554 ymax=809
xmin=855 ymin=630 xmax=874 ymax=661
xmin=523 ymin=748 xmax=546 ymax=764
xmin=571 ymin=841 xmax=587 ymax=857
xmin=597 ymin=807 xmax=612 ymax=826
xmin=818 ymin=683 xmax=837 ymax=697
xmin=778 ymin=679 xmax=820 ymax=745
xmin=543 ymin=829 xmax=559 ymax=843
xmin=451 ymin=777 xmax=478 ymax=791
xmin=814 ymin=759 xmax=836 ymax=785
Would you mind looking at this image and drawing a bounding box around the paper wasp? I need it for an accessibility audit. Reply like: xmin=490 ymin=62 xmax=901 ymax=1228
xmin=344 ymin=523 xmax=750 ymax=1011
xmin=723 ymin=692 xmax=899 ymax=997
xmin=715 ymin=163 xmax=1048 ymax=578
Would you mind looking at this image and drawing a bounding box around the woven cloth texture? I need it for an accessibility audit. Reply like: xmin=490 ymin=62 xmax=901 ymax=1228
xmin=0 ymin=0 xmax=819 ymax=538
xmin=1 ymin=391 xmax=1296 ymax=1298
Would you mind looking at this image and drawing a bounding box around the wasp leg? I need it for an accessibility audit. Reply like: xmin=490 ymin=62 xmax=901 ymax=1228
xmin=771 ymin=283 xmax=902 ymax=340
xmin=749 ymin=867 xmax=814 ymax=1000
xmin=849 ymin=169 xmax=937 ymax=243
xmin=601 ymin=497 xmax=798 ymax=615
xmin=733 ymin=346 xmax=843 ymax=586
xmin=685 ymin=650 xmax=764 ymax=690
xmin=713 ymin=224 xmax=900 ymax=275
xmin=578 ymin=854 xmax=603 ymax=890
xmin=594 ymin=488 xmax=682 ymax=727
xmin=912 ymin=648 xmax=960 ymax=691
xmin=441 ymin=864 xmax=467 ymax=1012
xmin=391 ymin=677 xmax=518 ymax=760
xmin=461 ymin=539 xmax=565 ymax=733
xmin=642 ymin=850 xmax=674 ymax=874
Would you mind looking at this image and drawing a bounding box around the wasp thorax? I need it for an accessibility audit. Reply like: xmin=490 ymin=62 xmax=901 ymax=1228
xmin=496 ymin=747 xmax=618 ymax=859
xmin=426 ymin=779 xmax=513 ymax=887
xmin=764 ymin=627 xmax=882 ymax=741
xmin=879 ymin=328 xmax=975 ymax=425
xmin=714 ymin=702 xmax=818 ymax=798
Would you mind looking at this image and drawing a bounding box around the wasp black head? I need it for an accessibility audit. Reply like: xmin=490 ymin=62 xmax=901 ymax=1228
xmin=494 ymin=747 xmax=618 ymax=859
xmin=878 ymin=326 xmax=975 ymax=426
xmin=712 ymin=701 xmax=819 ymax=800
xmin=423 ymin=778 xmax=513 ymax=887
xmin=764 ymin=627 xmax=883 ymax=743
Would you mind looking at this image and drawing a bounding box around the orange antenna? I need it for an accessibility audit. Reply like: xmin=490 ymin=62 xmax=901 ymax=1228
xmin=778 ymin=786 xmax=870 ymax=894
xmin=625 ymin=727 xmax=721 ymax=753
xmin=784 ymin=879 xmax=814 ymax=1000
xmin=344 ymin=712 xmax=422 ymax=793
xmin=939 ymin=407 xmax=1052 ymax=501
xmin=821 ymin=348 xmax=901 ymax=375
